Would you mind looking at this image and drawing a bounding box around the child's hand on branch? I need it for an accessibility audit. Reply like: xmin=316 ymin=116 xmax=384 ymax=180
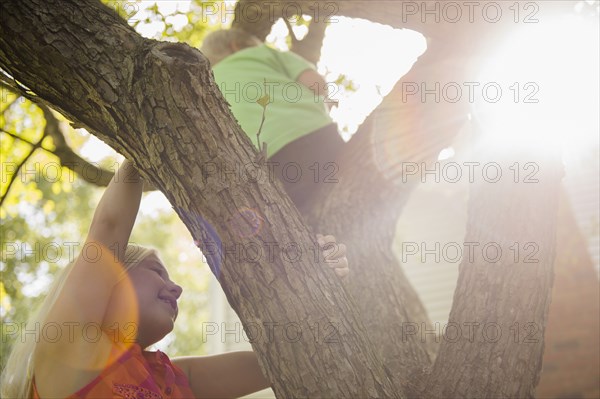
xmin=316 ymin=234 xmax=349 ymax=278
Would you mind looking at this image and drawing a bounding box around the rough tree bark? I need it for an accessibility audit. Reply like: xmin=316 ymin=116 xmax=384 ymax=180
xmin=0 ymin=0 xmax=563 ymax=398
xmin=231 ymin=5 xmax=472 ymax=391
xmin=0 ymin=1 xmax=399 ymax=397
xmin=303 ymin=50 xmax=478 ymax=393
xmin=232 ymin=3 xmax=564 ymax=397
xmin=422 ymin=150 xmax=562 ymax=398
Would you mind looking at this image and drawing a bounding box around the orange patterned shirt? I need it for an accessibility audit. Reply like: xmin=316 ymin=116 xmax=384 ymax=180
xmin=33 ymin=344 xmax=195 ymax=398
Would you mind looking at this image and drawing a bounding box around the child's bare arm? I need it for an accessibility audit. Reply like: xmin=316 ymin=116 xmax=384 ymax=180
xmin=34 ymin=159 xmax=143 ymax=398
xmin=174 ymin=352 xmax=267 ymax=399
xmin=87 ymin=159 xmax=144 ymax=252
xmin=51 ymin=159 xmax=144 ymax=324
xmin=297 ymin=69 xmax=327 ymax=97
xmin=297 ymin=69 xmax=338 ymax=109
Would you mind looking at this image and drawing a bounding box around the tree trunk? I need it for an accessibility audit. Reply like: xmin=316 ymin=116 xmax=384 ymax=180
xmin=0 ymin=1 xmax=399 ymax=397
xmin=233 ymin=4 xmax=564 ymax=396
xmin=304 ymin=35 xmax=484 ymax=395
xmin=423 ymin=149 xmax=562 ymax=398
xmin=232 ymin=5 xmax=478 ymax=394
xmin=306 ymin=129 xmax=432 ymax=395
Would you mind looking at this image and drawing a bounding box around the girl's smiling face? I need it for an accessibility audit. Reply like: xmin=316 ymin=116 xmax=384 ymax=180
xmin=104 ymin=254 xmax=183 ymax=348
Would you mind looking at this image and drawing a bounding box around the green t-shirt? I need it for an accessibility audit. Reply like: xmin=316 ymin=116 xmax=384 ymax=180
xmin=212 ymin=44 xmax=333 ymax=157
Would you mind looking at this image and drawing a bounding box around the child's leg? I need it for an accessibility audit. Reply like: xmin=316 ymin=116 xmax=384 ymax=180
xmin=269 ymin=124 xmax=343 ymax=214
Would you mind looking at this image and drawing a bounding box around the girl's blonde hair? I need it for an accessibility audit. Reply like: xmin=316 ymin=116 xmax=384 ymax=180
xmin=0 ymin=244 xmax=157 ymax=398
xmin=200 ymin=28 xmax=262 ymax=65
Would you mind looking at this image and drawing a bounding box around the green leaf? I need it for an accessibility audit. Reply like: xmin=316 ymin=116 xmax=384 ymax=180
xmin=257 ymin=94 xmax=270 ymax=108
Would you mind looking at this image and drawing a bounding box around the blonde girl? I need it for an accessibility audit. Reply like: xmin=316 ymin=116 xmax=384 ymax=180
xmin=1 ymin=159 xmax=348 ymax=398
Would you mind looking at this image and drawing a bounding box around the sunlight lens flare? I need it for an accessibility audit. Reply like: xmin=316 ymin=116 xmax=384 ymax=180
xmin=54 ymin=243 xmax=140 ymax=372
xmin=474 ymin=14 xmax=599 ymax=157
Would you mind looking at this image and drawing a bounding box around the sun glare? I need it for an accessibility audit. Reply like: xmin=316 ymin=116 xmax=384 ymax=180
xmin=474 ymin=13 xmax=599 ymax=159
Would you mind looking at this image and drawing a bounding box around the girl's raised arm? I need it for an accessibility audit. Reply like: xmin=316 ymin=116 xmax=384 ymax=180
xmin=87 ymin=158 xmax=144 ymax=254
xmin=34 ymin=159 xmax=144 ymax=399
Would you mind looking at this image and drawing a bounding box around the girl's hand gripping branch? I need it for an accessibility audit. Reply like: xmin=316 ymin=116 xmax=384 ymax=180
xmin=317 ymin=234 xmax=349 ymax=278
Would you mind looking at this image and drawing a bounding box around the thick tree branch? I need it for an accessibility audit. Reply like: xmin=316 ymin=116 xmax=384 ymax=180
xmin=289 ymin=18 xmax=327 ymax=64
xmin=1 ymin=92 xmax=155 ymax=190
xmin=0 ymin=1 xmax=400 ymax=397
xmin=39 ymin=104 xmax=155 ymax=190
xmin=422 ymin=150 xmax=562 ymax=398
xmin=282 ymin=17 xmax=299 ymax=46
xmin=39 ymin=104 xmax=114 ymax=187
xmin=300 ymin=37 xmax=482 ymax=394
xmin=303 ymin=5 xmax=562 ymax=397
xmin=231 ymin=0 xmax=276 ymax=40
xmin=232 ymin=2 xmax=329 ymax=65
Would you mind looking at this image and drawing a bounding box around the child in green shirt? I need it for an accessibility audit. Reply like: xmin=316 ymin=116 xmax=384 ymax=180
xmin=201 ymin=29 xmax=344 ymax=214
